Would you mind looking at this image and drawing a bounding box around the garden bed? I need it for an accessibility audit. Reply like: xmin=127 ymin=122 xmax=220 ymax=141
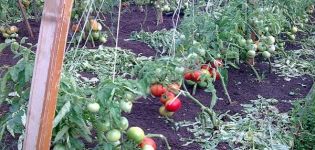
xmin=0 ymin=5 xmax=314 ymax=150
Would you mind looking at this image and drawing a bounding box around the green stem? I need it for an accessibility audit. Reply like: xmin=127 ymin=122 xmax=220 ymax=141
xmin=182 ymin=82 xmax=219 ymax=128
xmin=268 ymin=57 xmax=272 ymax=73
xmin=192 ymin=83 xmax=197 ymax=95
xmin=217 ymin=70 xmax=232 ymax=104
xmin=146 ymin=134 xmax=171 ymax=150
xmin=247 ymin=62 xmax=262 ymax=82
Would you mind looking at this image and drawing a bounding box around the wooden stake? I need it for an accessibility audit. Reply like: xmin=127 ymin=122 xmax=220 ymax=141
xmin=23 ymin=0 xmax=74 ymax=149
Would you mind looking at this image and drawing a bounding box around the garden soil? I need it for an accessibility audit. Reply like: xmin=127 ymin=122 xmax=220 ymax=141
xmin=0 ymin=5 xmax=313 ymax=150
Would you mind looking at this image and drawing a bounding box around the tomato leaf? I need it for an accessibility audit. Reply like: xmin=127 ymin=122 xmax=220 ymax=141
xmin=0 ymin=43 xmax=8 ymax=53
xmin=20 ymin=37 xmax=28 ymax=44
xmin=53 ymin=101 xmax=71 ymax=128
xmin=53 ymin=125 xmax=70 ymax=143
xmin=24 ymin=63 xmax=33 ymax=82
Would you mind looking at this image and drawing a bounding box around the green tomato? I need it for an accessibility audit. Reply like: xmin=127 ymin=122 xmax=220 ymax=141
xmin=262 ymin=51 xmax=271 ymax=59
xmin=119 ymin=117 xmax=129 ymax=131
xmin=175 ymin=66 xmax=185 ymax=74
xmin=267 ymin=36 xmax=275 ymax=44
xmin=291 ymin=26 xmax=298 ymax=33
xmin=184 ymin=2 xmax=188 ymax=8
xmin=120 ymin=101 xmax=133 ymax=113
xmin=99 ymin=36 xmax=107 ymax=43
xmin=198 ymin=81 xmax=208 ymax=88
xmin=185 ymin=80 xmax=196 ymax=86
xmin=247 ymin=44 xmax=257 ymax=51
xmin=92 ymin=31 xmax=100 ymax=40
xmin=268 ymin=45 xmax=276 ymax=53
xmin=238 ymin=38 xmax=246 ymax=47
xmin=127 ymin=127 xmax=145 ymax=144
xmin=247 ymin=50 xmax=256 ymax=59
xmin=2 ymin=33 xmax=9 ymax=38
xmin=96 ymin=121 xmax=110 ymax=132
xmin=53 ymin=144 xmax=66 ymax=150
xmin=97 ymin=23 xmax=103 ymax=31
xmin=87 ymin=103 xmax=100 ymax=113
xmin=124 ymin=92 xmax=135 ymax=102
xmin=263 ymin=27 xmax=269 ymax=33
xmin=106 ymin=129 xmax=121 ymax=142
xmin=163 ymin=5 xmax=170 ymax=12
xmin=196 ymin=48 xmax=206 ymax=56
xmin=246 ymin=39 xmax=254 ymax=44
xmin=187 ymin=52 xmax=198 ymax=60
xmin=257 ymin=43 xmax=266 ymax=52
xmin=289 ymin=34 xmax=296 ymax=40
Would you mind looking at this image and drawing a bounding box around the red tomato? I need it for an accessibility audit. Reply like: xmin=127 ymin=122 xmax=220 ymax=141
xmin=139 ymin=137 xmax=157 ymax=150
xmin=201 ymin=64 xmax=212 ymax=70
xmin=191 ymin=71 xmax=201 ymax=82
xmin=150 ymin=84 xmax=166 ymax=97
xmin=211 ymin=59 xmax=223 ymax=68
xmin=160 ymin=91 xmax=175 ymax=104
xmin=184 ymin=72 xmax=192 ymax=80
xmin=201 ymin=64 xmax=215 ymax=73
xmin=165 ymin=98 xmax=182 ymax=112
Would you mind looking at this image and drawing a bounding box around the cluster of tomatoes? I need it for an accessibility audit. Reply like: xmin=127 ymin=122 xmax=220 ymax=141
xmin=184 ymin=59 xmax=222 ymax=88
xmin=243 ymin=36 xmax=276 ymax=61
xmin=87 ymin=102 xmax=156 ymax=150
xmin=105 ymin=126 xmax=157 ymax=150
xmin=150 ymin=83 xmax=182 ymax=117
xmin=0 ymin=25 xmax=19 ymax=39
xmin=71 ymin=19 xmax=108 ymax=44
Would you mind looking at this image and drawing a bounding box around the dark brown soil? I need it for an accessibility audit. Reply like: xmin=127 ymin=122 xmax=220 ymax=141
xmin=0 ymin=5 xmax=314 ymax=150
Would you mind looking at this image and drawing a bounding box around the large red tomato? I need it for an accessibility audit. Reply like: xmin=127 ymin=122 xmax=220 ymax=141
xmin=165 ymin=98 xmax=182 ymax=112
xmin=160 ymin=91 xmax=175 ymax=104
xmin=191 ymin=71 xmax=201 ymax=82
xmin=150 ymin=84 xmax=166 ymax=97
xmin=184 ymin=72 xmax=192 ymax=80
xmin=139 ymin=137 xmax=157 ymax=150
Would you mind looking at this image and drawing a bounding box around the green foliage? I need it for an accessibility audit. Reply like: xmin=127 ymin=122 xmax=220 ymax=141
xmin=64 ymin=46 xmax=139 ymax=80
xmin=291 ymin=85 xmax=315 ymax=150
xmin=129 ymin=29 xmax=182 ymax=55
xmin=0 ymin=0 xmax=44 ymax=25
xmin=178 ymin=97 xmax=295 ymax=149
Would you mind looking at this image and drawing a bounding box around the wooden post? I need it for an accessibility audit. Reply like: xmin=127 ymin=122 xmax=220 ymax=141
xmin=23 ymin=0 xmax=74 ymax=150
